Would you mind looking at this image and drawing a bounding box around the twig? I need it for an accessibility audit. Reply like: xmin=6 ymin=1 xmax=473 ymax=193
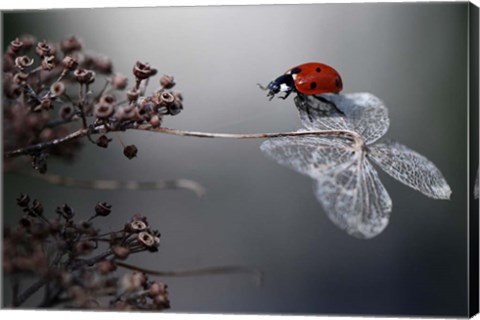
xmin=116 ymin=261 xmax=263 ymax=286
xmin=20 ymin=171 xmax=206 ymax=197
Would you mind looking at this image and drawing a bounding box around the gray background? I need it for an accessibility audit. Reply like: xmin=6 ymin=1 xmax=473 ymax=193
xmin=2 ymin=3 xmax=470 ymax=316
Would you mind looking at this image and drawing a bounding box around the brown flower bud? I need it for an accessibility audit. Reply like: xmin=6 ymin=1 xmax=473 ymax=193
xmin=62 ymin=56 xmax=78 ymax=71
xmin=61 ymin=36 xmax=82 ymax=53
xmin=56 ymin=203 xmax=75 ymax=220
xmin=41 ymin=55 xmax=56 ymax=71
xmin=174 ymin=91 xmax=183 ymax=101
xmin=92 ymin=55 xmax=112 ymax=74
xmin=31 ymin=199 xmax=44 ymax=215
xmin=59 ymin=104 xmax=75 ymax=121
xmin=115 ymin=105 xmax=140 ymax=121
xmin=111 ymin=73 xmax=128 ymax=90
xmin=126 ymin=89 xmax=139 ymax=102
xmin=50 ymin=81 xmax=65 ymax=97
xmin=133 ymin=61 xmax=157 ymax=80
xmin=19 ymin=35 xmax=35 ymax=50
xmin=16 ymin=193 xmax=30 ymax=207
xmin=35 ymin=41 xmax=52 ymax=58
xmin=159 ymin=74 xmax=175 ymax=89
xmin=112 ymin=245 xmax=130 ymax=260
xmin=123 ymin=144 xmax=138 ymax=160
xmin=19 ymin=215 xmax=33 ymax=228
xmin=14 ymin=56 xmax=34 ymax=70
xmin=98 ymin=260 xmax=116 ymax=274
xmin=95 ymin=201 xmax=112 ymax=216
xmin=34 ymin=97 xmax=53 ymax=112
xmin=149 ymin=115 xmax=161 ymax=128
xmin=74 ymin=68 xmax=95 ymax=84
xmin=148 ymin=282 xmax=168 ymax=297
xmin=95 ymin=135 xmax=112 ymax=148
xmin=153 ymin=294 xmax=170 ymax=309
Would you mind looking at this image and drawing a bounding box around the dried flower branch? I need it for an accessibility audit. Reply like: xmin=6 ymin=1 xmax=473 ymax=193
xmin=3 ymin=195 xmax=259 ymax=309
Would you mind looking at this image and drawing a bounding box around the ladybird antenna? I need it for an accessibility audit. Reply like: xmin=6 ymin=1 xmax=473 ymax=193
xmin=257 ymin=83 xmax=268 ymax=91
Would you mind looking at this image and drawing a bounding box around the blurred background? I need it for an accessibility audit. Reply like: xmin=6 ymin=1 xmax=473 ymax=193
xmin=2 ymin=3 xmax=471 ymax=316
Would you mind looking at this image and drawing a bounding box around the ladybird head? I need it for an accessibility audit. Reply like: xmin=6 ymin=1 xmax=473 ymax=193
xmin=258 ymin=74 xmax=294 ymax=100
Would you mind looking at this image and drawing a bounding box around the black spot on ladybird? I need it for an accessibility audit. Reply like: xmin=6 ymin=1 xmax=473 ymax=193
xmin=310 ymin=82 xmax=317 ymax=90
xmin=315 ymin=67 xmax=321 ymax=73
xmin=335 ymin=77 xmax=341 ymax=87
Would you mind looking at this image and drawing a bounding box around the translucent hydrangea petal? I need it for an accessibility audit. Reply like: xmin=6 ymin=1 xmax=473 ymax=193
xmin=368 ymin=141 xmax=452 ymax=199
xmin=294 ymin=92 xmax=390 ymax=144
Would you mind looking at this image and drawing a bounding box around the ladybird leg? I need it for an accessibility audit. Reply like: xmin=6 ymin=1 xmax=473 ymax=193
xmin=313 ymin=95 xmax=345 ymax=115
xmin=279 ymin=90 xmax=292 ymax=100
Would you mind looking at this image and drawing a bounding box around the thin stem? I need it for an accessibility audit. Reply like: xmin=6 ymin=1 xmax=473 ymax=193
xmin=14 ymin=278 xmax=48 ymax=307
xmin=78 ymin=83 xmax=88 ymax=129
xmin=4 ymin=125 xmax=364 ymax=159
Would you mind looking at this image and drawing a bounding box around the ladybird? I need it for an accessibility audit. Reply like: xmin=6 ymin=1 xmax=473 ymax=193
xmin=259 ymin=62 xmax=343 ymax=100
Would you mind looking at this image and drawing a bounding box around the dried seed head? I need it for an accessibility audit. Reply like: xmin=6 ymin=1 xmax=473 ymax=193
xmin=74 ymin=241 xmax=94 ymax=256
xmin=123 ymin=144 xmax=138 ymax=160
xmin=62 ymin=56 xmax=78 ymax=71
xmin=35 ymin=41 xmax=52 ymax=58
xmin=13 ymin=72 xmax=29 ymax=85
xmin=59 ymin=104 xmax=75 ymax=121
xmin=128 ymin=220 xmax=148 ymax=232
xmin=112 ymin=245 xmax=130 ymax=260
xmin=74 ymin=68 xmax=96 ymax=84
xmin=159 ymin=91 xmax=174 ymax=105
xmin=94 ymin=101 xmax=115 ymax=120
xmin=138 ymin=231 xmax=156 ymax=248
xmin=61 ymin=36 xmax=82 ymax=53
xmin=14 ymin=56 xmax=34 ymax=70
xmin=50 ymin=81 xmax=65 ymax=97
xmin=116 ymin=105 xmax=140 ymax=121
xmin=56 ymin=204 xmax=75 ymax=220
xmin=111 ymin=73 xmax=128 ymax=90
xmin=159 ymin=74 xmax=175 ymax=89
xmin=95 ymin=135 xmax=112 ymax=148
xmin=31 ymin=199 xmax=44 ymax=215
xmin=41 ymin=55 xmax=56 ymax=71
xmin=167 ymin=99 xmax=183 ymax=116
xmin=95 ymin=201 xmax=112 ymax=217
xmin=16 ymin=193 xmax=30 ymax=207
xmin=3 ymin=73 xmax=22 ymax=99
xmin=9 ymin=38 xmax=24 ymax=55
xmin=133 ymin=61 xmax=157 ymax=80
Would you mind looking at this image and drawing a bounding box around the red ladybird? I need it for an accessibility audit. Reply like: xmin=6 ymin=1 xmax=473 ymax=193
xmin=259 ymin=62 xmax=343 ymax=100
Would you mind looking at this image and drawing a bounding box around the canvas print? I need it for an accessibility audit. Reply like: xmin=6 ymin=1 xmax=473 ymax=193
xmin=2 ymin=2 xmax=479 ymax=317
